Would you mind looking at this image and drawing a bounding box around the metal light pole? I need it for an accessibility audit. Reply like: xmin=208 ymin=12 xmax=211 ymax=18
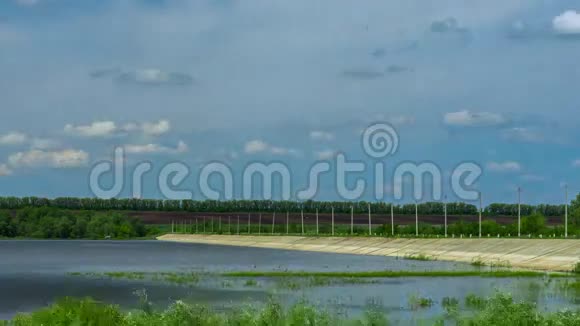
xmin=331 ymin=206 xmax=335 ymax=236
xmin=415 ymin=201 xmax=419 ymax=237
xmin=316 ymin=208 xmax=319 ymax=235
xmin=301 ymin=208 xmax=305 ymax=235
xmin=350 ymin=205 xmax=354 ymax=235
xmin=444 ymin=196 xmax=448 ymax=238
xmin=390 ymin=203 xmax=394 ymax=236
xmin=479 ymin=192 xmax=482 ymax=238
xmin=247 ymin=214 xmax=250 ymax=234
xmin=565 ymin=184 xmax=569 ymax=238
xmin=368 ymin=203 xmax=372 ymax=236
xmin=272 ymin=212 xmax=276 ymax=235
xmin=518 ymin=187 xmax=521 ymax=238
xmin=286 ymin=211 xmax=289 ymax=235
xmin=258 ymin=213 xmax=262 ymax=235
xmin=237 ymin=216 xmax=240 ymax=235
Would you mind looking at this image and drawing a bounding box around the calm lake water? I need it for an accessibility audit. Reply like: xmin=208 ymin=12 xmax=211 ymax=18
xmin=0 ymin=240 xmax=577 ymax=322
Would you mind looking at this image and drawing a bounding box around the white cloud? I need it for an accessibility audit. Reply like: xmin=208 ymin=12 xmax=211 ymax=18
xmin=309 ymin=131 xmax=334 ymax=141
xmin=8 ymin=149 xmax=89 ymax=168
xmin=243 ymin=139 xmax=298 ymax=156
xmin=315 ymin=150 xmax=336 ymax=160
xmin=0 ymin=132 xmax=28 ymax=145
xmin=65 ymin=121 xmax=117 ymax=137
xmin=0 ymin=164 xmax=13 ymax=176
xmin=486 ymin=161 xmax=522 ymax=172
xmin=66 ymin=119 xmax=171 ymax=137
xmin=124 ymin=140 xmax=188 ymax=154
xmin=553 ymin=11 xmax=580 ymax=35
xmin=30 ymin=138 xmax=60 ymax=150
xmin=140 ymin=120 xmax=171 ymax=136
xmin=443 ymin=110 xmax=507 ymax=127
xmin=115 ymin=69 xmax=193 ymax=86
xmin=244 ymin=140 xmax=269 ymax=154
xmin=270 ymin=146 xmax=299 ymax=156
xmin=502 ymin=127 xmax=544 ymax=143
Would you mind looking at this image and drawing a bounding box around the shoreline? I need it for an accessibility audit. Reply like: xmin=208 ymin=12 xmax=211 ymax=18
xmin=157 ymin=234 xmax=580 ymax=272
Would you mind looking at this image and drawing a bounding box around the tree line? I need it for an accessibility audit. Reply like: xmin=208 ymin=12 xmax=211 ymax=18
xmin=0 ymin=196 xmax=569 ymax=216
xmin=0 ymin=207 xmax=153 ymax=239
xmin=0 ymin=197 xmax=564 ymax=216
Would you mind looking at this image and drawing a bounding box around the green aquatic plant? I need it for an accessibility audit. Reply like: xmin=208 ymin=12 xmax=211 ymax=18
xmin=408 ymin=294 xmax=434 ymax=310
xmin=470 ymin=257 xmax=486 ymax=267
xmin=6 ymin=293 xmax=580 ymax=326
xmin=243 ymin=279 xmax=259 ymax=287
xmin=222 ymin=270 xmax=567 ymax=278
xmin=464 ymin=294 xmax=487 ymax=309
xmin=67 ymin=271 xmax=202 ymax=286
xmin=404 ymin=253 xmax=436 ymax=261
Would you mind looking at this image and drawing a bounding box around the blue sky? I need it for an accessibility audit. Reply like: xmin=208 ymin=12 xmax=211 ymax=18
xmin=1 ymin=0 xmax=580 ymax=204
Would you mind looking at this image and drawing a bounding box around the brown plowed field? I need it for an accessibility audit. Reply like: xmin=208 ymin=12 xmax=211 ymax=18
xmin=126 ymin=211 xmax=564 ymax=226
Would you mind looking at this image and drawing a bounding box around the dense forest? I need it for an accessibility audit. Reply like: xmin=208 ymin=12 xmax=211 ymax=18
xmin=0 ymin=207 xmax=152 ymax=239
xmin=0 ymin=196 xmax=570 ymax=216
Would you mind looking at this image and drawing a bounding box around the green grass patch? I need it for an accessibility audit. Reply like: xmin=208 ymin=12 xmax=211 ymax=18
xmin=408 ymin=294 xmax=434 ymax=310
xmin=243 ymin=279 xmax=259 ymax=287
xmin=67 ymin=271 xmax=202 ymax=286
xmin=222 ymin=270 xmax=570 ymax=278
xmin=8 ymin=293 xmax=580 ymax=326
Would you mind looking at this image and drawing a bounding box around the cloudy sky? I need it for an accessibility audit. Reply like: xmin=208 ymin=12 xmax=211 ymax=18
xmin=1 ymin=0 xmax=580 ymax=204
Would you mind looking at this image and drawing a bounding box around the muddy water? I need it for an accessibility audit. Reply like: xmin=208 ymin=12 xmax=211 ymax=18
xmin=0 ymin=240 xmax=576 ymax=322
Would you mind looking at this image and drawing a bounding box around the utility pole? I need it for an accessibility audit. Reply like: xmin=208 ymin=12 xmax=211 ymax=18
xmin=237 ymin=216 xmax=240 ymax=235
xmin=286 ymin=211 xmax=289 ymax=235
xmin=518 ymin=187 xmax=521 ymax=238
xmin=316 ymin=208 xmax=319 ymax=235
xmin=350 ymin=206 xmax=354 ymax=235
xmin=415 ymin=201 xmax=419 ymax=237
xmin=258 ymin=213 xmax=262 ymax=235
xmin=444 ymin=195 xmax=448 ymax=238
xmin=247 ymin=214 xmax=250 ymax=234
xmin=390 ymin=203 xmax=394 ymax=236
xmin=565 ymin=184 xmax=569 ymax=238
xmin=228 ymin=216 xmax=231 ymax=234
xmin=368 ymin=203 xmax=372 ymax=236
xmin=301 ymin=208 xmax=305 ymax=235
xmin=479 ymin=192 xmax=482 ymax=238
xmin=272 ymin=212 xmax=276 ymax=235
xmin=332 ymin=206 xmax=335 ymax=236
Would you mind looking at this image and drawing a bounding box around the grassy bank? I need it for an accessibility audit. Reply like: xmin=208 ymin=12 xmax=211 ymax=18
xmin=222 ymin=270 xmax=572 ymax=278
xmin=2 ymin=292 xmax=580 ymax=326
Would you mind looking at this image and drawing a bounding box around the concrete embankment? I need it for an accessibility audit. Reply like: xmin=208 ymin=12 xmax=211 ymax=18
xmin=157 ymin=234 xmax=580 ymax=272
